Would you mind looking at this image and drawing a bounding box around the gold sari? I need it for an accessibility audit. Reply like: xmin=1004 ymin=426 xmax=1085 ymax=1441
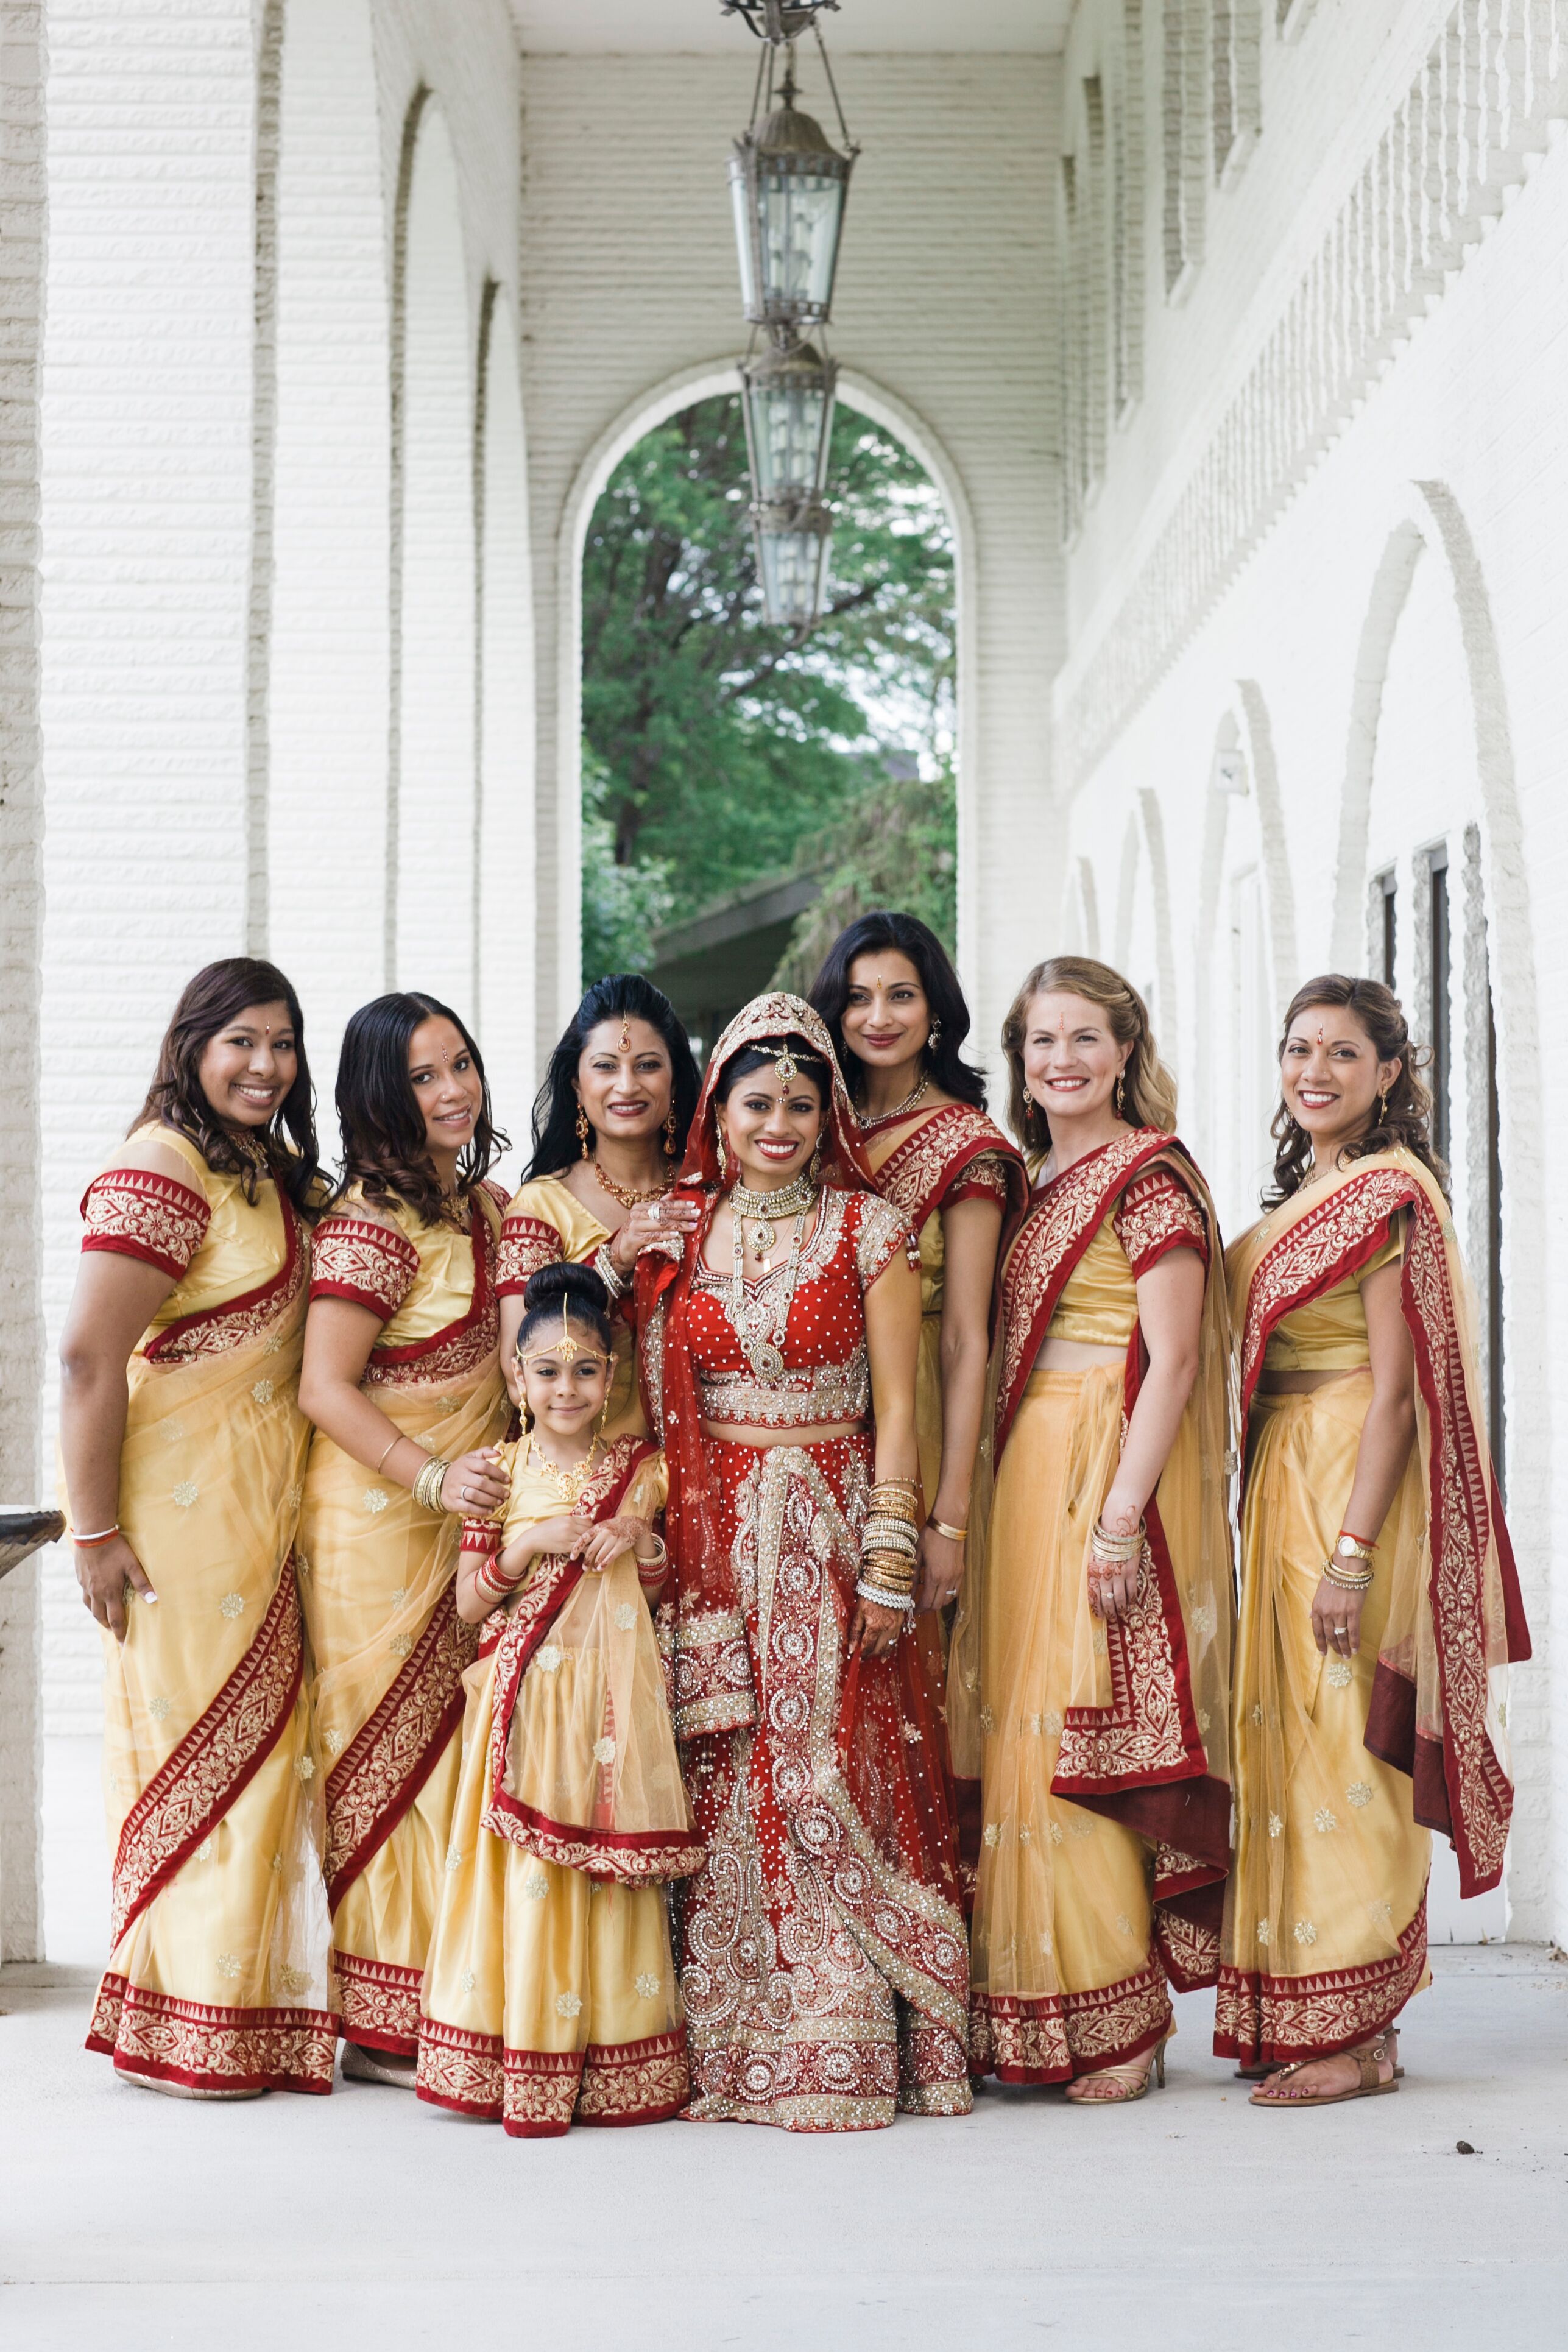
xmin=950 ymin=1131 xmax=1235 ymax=2082
xmin=76 ymin=1126 xmax=334 ymax=2093
xmin=498 ymin=1173 xmax=645 ymax=1438
xmin=417 ymin=1434 xmax=697 ymax=2135
xmin=1217 ymin=1149 xmax=1528 ymax=2066
xmin=298 ymin=1181 xmax=510 ymax=2054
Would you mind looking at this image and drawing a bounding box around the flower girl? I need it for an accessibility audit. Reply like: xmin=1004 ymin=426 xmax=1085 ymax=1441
xmin=415 ymin=1261 xmax=701 ymax=2135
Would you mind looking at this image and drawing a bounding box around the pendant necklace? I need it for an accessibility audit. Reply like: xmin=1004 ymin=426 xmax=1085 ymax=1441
xmin=730 ymin=1172 xmax=814 ymax=1261
xmin=525 ymin=1429 xmax=601 ymax=1508
xmin=856 ymin=1070 xmax=930 ymax=1130
xmin=724 ymin=1180 xmax=818 ymax=1380
xmin=592 ymin=1160 xmax=671 ymax=1212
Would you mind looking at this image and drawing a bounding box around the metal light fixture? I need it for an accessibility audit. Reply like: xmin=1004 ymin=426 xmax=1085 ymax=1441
xmin=728 ymin=41 xmax=856 ymax=330
xmin=751 ymin=493 xmax=833 ymax=633
xmin=738 ymin=333 xmax=837 ymax=502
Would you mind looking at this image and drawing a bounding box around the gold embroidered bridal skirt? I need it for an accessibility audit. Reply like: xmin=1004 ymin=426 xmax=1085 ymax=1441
xmin=1217 ymin=1372 xmax=1430 ymax=2066
xmin=969 ymin=1367 xmax=1173 ymax=2082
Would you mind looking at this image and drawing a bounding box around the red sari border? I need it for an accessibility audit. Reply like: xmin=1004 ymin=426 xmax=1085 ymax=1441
xmin=324 ymin=1583 xmax=477 ymax=1913
xmin=1214 ymin=1901 xmax=1428 ymax=2066
xmin=415 ymin=2017 xmax=689 ymax=2135
xmin=110 ymin=1567 xmax=303 ymax=1951
xmin=969 ymin=1957 xmax=1173 ymax=2085
xmin=87 ymin=1972 xmax=336 ymax=2096
xmin=864 ymin=1101 xmax=1027 ymax=1237
xmin=336 ymin=1949 xmax=424 ymax=2057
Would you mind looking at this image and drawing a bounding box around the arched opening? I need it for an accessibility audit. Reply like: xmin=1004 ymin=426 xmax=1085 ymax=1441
xmin=573 ymin=384 xmax=959 ymax=1051
xmin=391 ymin=98 xmax=476 ymax=1012
xmin=266 ymin=0 xmax=390 ymax=1067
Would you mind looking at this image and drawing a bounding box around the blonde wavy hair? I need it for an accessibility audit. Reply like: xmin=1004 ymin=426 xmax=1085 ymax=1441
xmin=1001 ymin=956 xmax=1179 ymax=1149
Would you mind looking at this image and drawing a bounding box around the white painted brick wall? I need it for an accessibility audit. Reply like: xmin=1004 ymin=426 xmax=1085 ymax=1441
xmin=1063 ymin=76 xmax=1568 ymax=1938
xmin=0 ymin=0 xmax=46 ymax=1961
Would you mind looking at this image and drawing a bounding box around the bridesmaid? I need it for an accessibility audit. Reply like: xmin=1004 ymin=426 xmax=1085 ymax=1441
xmin=1219 ymin=976 xmax=1527 ymax=2106
xmin=950 ymin=958 xmax=1234 ymax=2102
xmin=297 ymin=992 xmax=512 ymax=2084
xmin=60 ymin=959 xmax=334 ymax=2097
xmin=810 ymin=912 xmax=1025 ymax=1623
xmin=498 ymin=973 xmax=702 ymax=1436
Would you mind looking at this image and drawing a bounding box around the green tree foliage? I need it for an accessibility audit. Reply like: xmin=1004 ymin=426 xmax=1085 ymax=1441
xmin=579 ymin=392 xmax=954 ymax=983
xmin=770 ymin=768 xmax=958 ymax=995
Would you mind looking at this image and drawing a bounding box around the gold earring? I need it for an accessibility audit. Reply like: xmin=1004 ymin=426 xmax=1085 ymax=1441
xmin=1377 ymin=1087 xmax=1390 ymax=1123
xmin=810 ymin=1135 xmax=824 ymax=1184
xmin=576 ymin=1105 xmax=591 ymax=1160
xmin=1114 ymin=1072 xmax=1126 ymax=1117
xmin=663 ymin=1108 xmax=677 ymax=1162
xmin=927 ymin=1018 xmax=942 ymax=1051
xmin=717 ymin=1129 xmax=730 ymax=1180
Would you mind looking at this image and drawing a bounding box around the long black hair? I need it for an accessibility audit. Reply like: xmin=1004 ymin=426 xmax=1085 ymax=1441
xmin=334 ymin=992 xmax=507 ymax=1225
xmin=1266 ymin=974 xmax=1447 ymax=1206
xmin=132 ymin=957 xmax=319 ymax=1212
xmin=526 ymin=972 xmax=701 ymax=1183
xmin=808 ymin=911 xmax=987 ymax=1111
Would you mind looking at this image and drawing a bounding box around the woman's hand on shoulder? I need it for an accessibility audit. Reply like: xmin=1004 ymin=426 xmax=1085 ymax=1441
xmin=440 ymin=1448 xmax=509 ymax=1518
xmin=609 ymin=1195 xmax=702 ymax=1276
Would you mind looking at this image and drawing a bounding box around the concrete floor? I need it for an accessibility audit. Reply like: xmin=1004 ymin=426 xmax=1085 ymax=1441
xmin=2 ymin=1943 xmax=1565 ymax=2352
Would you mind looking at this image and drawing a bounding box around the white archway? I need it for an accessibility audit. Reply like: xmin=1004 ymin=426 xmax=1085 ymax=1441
xmin=550 ymin=357 xmax=977 ymax=1032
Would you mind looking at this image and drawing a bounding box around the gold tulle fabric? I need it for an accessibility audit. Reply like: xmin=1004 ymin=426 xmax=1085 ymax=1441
xmin=297 ymin=1192 xmax=509 ymax=2048
xmin=1218 ymin=1149 xmax=1524 ymax=2063
xmin=79 ymin=1129 xmax=333 ymax=2089
xmin=950 ymin=1153 xmax=1235 ymax=2081
xmin=417 ymin=1450 xmax=688 ymax=2135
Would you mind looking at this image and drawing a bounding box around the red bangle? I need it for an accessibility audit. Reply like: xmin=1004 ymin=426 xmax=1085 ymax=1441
xmin=73 ymin=1525 xmax=121 ymax=1548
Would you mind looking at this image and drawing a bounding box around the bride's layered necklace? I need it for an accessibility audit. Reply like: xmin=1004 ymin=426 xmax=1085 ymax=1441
xmin=724 ymin=1172 xmax=818 ymax=1383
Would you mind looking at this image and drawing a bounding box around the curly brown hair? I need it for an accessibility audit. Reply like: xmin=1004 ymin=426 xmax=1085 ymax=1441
xmin=130 ymin=958 xmax=319 ymax=1213
xmin=1266 ymin=973 xmax=1447 ymax=1206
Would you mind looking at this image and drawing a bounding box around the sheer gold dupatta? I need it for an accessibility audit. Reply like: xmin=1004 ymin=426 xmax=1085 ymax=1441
xmin=1229 ymin=1148 xmax=1527 ymax=1897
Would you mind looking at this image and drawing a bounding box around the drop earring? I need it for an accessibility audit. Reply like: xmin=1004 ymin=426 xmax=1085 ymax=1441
xmin=717 ymin=1129 xmax=730 ymax=1181
xmin=927 ymin=1017 xmax=942 ymax=1052
xmin=1114 ymin=1072 xmax=1126 ymax=1117
xmin=576 ymin=1105 xmax=591 ymax=1160
xmin=1377 ymin=1086 xmax=1390 ymax=1124
xmin=809 ymin=1134 xmax=824 ymax=1184
xmin=663 ymin=1108 xmax=678 ymax=1163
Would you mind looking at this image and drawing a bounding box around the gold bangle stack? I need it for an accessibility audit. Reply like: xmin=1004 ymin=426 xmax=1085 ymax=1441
xmin=1090 ymin=1516 xmax=1143 ymax=1564
xmin=857 ymin=1479 xmax=920 ymax=1612
xmin=1323 ymin=1531 xmax=1376 ymax=1592
xmin=412 ymin=1456 xmax=451 ymax=1515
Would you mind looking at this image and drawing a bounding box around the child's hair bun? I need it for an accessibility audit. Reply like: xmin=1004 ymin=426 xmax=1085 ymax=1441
xmin=515 ymin=1257 xmax=615 ymax=1358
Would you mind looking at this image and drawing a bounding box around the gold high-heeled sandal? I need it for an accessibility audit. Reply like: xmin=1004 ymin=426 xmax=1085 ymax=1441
xmin=1065 ymin=2034 xmax=1169 ymax=2105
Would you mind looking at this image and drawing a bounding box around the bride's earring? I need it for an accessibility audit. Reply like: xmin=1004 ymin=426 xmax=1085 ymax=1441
xmin=717 ymin=1127 xmax=730 ymax=1181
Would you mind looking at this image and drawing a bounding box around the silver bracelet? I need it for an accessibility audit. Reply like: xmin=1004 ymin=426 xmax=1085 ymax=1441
xmin=593 ymin=1242 xmax=626 ymax=1300
xmin=854 ymin=1578 xmax=915 ymax=1614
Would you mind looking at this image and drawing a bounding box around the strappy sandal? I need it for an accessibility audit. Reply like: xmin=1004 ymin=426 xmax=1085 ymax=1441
xmin=1065 ymin=2035 xmax=1170 ymax=2106
xmin=1249 ymin=2035 xmax=1399 ymax=2107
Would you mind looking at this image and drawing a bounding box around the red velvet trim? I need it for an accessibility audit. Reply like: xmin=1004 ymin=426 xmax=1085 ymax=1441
xmin=110 ymin=1570 xmax=302 ymax=1948
xmin=494 ymin=1212 xmax=565 ymax=1298
xmin=1068 ymin=1773 xmax=1232 ymax=1876
xmin=87 ymin=1972 xmax=336 ymax=2095
xmin=366 ymin=1195 xmax=494 ymax=1369
xmin=82 ymin=1233 xmax=192 ymax=1283
xmin=1366 ymin=1659 xmax=1455 ymax=1840
xmin=143 ymin=1198 xmax=303 ymax=1361
xmin=325 ymin=1633 xmax=468 ymax=1913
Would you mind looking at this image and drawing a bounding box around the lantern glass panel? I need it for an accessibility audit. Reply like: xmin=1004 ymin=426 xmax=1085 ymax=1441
xmin=757 ymin=157 xmax=846 ymax=321
xmin=729 ymin=163 xmax=760 ymax=317
xmin=746 ymin=373 xmax=832 ymax=501
xmin=754 ymin=512 xmax=832 ymax=630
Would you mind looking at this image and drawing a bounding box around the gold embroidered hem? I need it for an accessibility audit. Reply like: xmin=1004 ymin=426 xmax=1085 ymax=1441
xmin=1215 ymin=1901 xmax=1428 ymax=2065
xmin=968 ymin=1959 xmax=1173 ymax=2084
xmin=87 ymin=1974 xmax=336 ymax=2095
xmin=336 ymin=1949 xmax=424 ymax=2055
xmin=417 ymin=2022 xmax=688 ymax=2136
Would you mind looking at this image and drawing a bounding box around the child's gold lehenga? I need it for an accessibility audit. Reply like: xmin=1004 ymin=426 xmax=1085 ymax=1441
xmin=950 ymin=1131 xmax=1235 ymax=2085
xmin=417 ymin=1433 xmax=701 ymax=2135
xmin=1217 ymin=1150 xmax=1529 ymax=2068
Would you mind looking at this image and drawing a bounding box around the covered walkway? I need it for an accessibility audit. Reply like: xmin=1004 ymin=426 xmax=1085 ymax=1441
xmin=2 ymin=1946 xmax=1563 ymax=2348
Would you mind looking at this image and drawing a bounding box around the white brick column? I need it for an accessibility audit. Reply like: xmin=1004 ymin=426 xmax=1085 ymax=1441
xmin=0 ymin=0 xmax=46 ymax=1963
xmin=38 ymin=0 xmax=259 ymax=1728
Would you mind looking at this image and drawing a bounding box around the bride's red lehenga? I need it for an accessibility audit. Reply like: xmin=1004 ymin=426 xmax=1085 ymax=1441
xmin=638 ymin=994 xmax=971 ymax=2131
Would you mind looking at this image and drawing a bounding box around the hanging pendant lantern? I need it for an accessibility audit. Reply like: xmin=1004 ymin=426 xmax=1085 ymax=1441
xmin=752 ymin=493 xmax=833 ymax=633
xmin=738 ymin=333 xmax=837 ymax=502
xmin=729 ymin=47 xmax=856 ymax=330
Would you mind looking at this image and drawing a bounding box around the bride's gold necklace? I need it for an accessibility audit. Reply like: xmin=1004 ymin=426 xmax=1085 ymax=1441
xmin=525 ymin=1429 xmax=601 ymax=1506
xmin=592 ymin=1159 xmax=671 ymax=1211
xmin=730 ymin=1173 xmax=816 ymax=1262
xmin=856 ymin=1069 xmax=929 ymax=1129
